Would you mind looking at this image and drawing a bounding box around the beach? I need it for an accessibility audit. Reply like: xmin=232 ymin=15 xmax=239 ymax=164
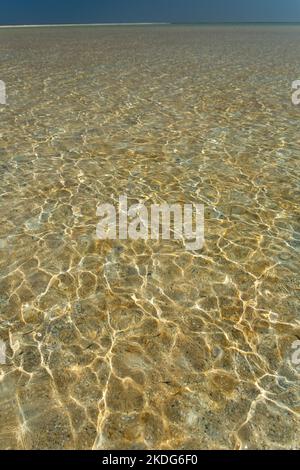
xmin=0 ymin=24 xmax=299 ymax=449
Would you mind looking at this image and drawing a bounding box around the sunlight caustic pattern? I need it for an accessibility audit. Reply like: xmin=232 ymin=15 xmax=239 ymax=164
xmin=0 ymin=25 xmax=299 ymax=450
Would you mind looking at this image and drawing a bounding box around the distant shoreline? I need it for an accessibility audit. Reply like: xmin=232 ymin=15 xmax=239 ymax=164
xmin=0 ymin=23 xmax=170 ymax=28
xmin=0 ymin=22 xmax=299 ymax=29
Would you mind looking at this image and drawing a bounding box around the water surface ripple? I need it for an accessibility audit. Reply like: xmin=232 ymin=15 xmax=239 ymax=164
xmin=0 ymin=25 xmax=299 ymax=449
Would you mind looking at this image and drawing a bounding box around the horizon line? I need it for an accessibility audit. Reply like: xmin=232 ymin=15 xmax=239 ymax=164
xmin=0 ymin=22 xmax=170 ymax=28
xmin=0 ymin=21 xmax=300 ymax=28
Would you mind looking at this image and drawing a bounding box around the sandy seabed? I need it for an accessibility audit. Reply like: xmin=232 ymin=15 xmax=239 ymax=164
xmin=0 ymin=24 xmax=299 ymax=449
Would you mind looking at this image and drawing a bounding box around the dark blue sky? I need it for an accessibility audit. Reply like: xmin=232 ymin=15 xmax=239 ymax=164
xmin=1 ymin=0 xmax=300 ymax=25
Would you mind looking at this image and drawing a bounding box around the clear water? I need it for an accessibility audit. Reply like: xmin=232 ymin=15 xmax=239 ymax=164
xmin=0 ymin=25 xmax=299 ymax=449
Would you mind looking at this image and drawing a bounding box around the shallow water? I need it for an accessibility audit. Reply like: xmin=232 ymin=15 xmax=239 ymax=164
xmin=0 ymin=25 xmax=300 ymax=450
